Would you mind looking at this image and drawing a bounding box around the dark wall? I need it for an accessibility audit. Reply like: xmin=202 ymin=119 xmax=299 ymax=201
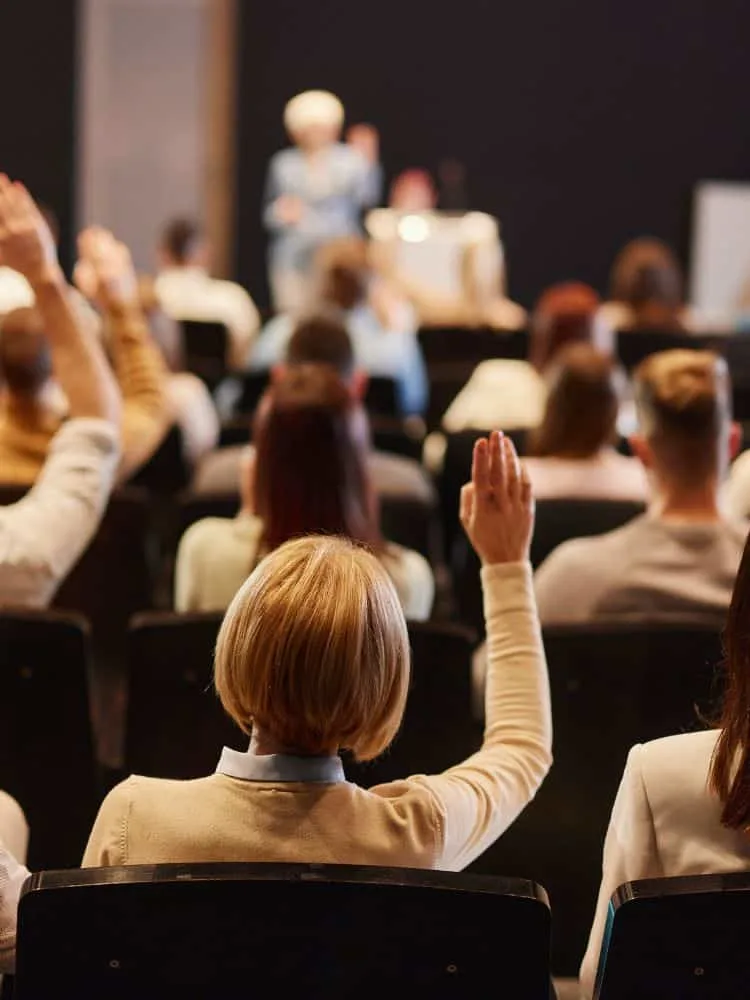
xmin=237 ymin=0 xmax=750 ymax=309
xmin=0 ymin=1 xmax=78 ymax=272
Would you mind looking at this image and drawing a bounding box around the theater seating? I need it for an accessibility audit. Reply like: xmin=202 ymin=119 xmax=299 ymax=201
xmin=470 ymin=622 xmax=723 ymax=976
xmin=0 ymin=610 xmax=98 ymax=869
xmin=593 ymin=871 xmax=750 ymax=1000
xmin=615 ymin=329 xmax=719 ymax=372
xmin=14 ymin=863 xmax=551 ymax=1000
xmin=180 ymin=319 xmax=230 ymax=393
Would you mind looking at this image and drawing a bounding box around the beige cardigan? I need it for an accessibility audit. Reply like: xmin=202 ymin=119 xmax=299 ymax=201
xmin=84 ymin=562 xmax=552 ymax=872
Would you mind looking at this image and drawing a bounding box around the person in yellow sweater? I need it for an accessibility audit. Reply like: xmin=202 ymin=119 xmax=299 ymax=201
xmin=0 ymin=227 xmax=169 ymax=485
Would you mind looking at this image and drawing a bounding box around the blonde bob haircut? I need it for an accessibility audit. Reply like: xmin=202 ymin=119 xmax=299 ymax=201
xmin=214 ymin=535 xmax=410 ymax=762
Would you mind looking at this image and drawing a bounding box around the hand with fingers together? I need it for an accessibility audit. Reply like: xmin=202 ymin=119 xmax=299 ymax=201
xmin=0 ymin=174 xmax=61 ymax=288
xmin=74 ymin=226 xmax=139 ymax=312
xmin=460 ymin=430 xmax=535 ymax=566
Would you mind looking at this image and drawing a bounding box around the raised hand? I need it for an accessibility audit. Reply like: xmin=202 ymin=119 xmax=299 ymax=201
xmin=74 ymin=226 xmax=138 ymax=311
xmin=460 ymin=430 xmax=534 ymax=566
xmin=0 ymin=175 xmax=60 ymax=286
xmin=347 ymin=124 xmax=380 ymax=163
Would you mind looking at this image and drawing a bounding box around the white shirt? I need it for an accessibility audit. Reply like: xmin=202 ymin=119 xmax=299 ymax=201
xmin=523 ymin=450 xmax=649 ymax=503
xmin=724 ymin=450 xmax=750 ymax=520
xmin=442 ymin=360 xmax=547 ymax=433
xmin=154 ymin=267 xmax=261 ymax=370
xmin=0 ymin=268 xmax=34 ymax=315
xmin=0 ymin=792 xmax=28 ymax=974
xmin=580 ymin=730 xmax=750 ymax=997
xmin=0 ymin=418 xmax=119 ymax=608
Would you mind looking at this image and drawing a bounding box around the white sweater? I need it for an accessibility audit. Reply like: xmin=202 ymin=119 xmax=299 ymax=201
xmin=85 ymin=563 xmax=552 ymax=872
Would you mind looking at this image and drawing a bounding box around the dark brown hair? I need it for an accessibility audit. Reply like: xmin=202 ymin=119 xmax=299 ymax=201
xmin=529 ymin=344 xmax=620 ymax=459
xmin=634 ymin=349 xmax=730 ymax=488
xmin=315 ymin=238 xmax=369 ymax=312
xmin=528 ymin=282 xmax=601 ymax=372
xmin=0 ymin=309 xmax=52 ymax=395
xmin=711 ymin=533 xmax=750 ymax=828
xmin=253 ymin=365 xmax=382 ymax=554
xmin=286 ymin=313 xmax=355 ymax=381
xmin=609 ymin=238 xmax=684 ymax=331
xmin=161 ymin=218 xmax=202 ymax=265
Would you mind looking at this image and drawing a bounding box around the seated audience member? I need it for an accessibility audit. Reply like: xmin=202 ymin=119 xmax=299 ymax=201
xmin=0 ymin=175 xmax=121 ymax=606
xmin=366 ymin=169 xmax=526 ymax=330
xmin=0 ymin=791 xmax=28 ymax=973
xmin=579 ymin=532 xmax=750 ymax=997
xmin=524 ymin=344 xmax=647 ymax=502
xmin=0 ymin=227 xmax=168 ymax=485
xmin=176 ymin=365 xmax=435 ymax=620
xmin=193 ymin=314 xmax=435 ymax=506
xmin=442 ymin=282 xmax=612 ymax=433
xmin=249 ymin=238 xmax=428 ymax=417
xmin=85 ymin=433 xmax=551 ymax=880
xmin=601 ymin=237 xmax=688 ymax=332
xmin=535 ymin=349 xmax=746 ymax=625
xmin=723 ymin=447 xmax=750 ymax=522
xmin=154 ymin=218 xmax=260 ymax=370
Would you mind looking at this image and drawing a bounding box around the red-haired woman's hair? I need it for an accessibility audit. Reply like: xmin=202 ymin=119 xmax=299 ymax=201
xmin=252 ymin=365 xmax=383 ymax=555
xmin=710 ymin=533 xmax=750 ymax=828
xmin=528 ymin=282 xmax=601 ymax=372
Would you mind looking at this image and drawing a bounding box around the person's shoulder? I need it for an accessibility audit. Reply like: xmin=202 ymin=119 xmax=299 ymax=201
xmin=269 ymin=147 xmax=297 ymax=169
xmin=369 ymin=451 xmax=435 ymax=503
xmin=634 ymin=730 xmax=720 ymax=806
xmin=382 ymin=541 xmax=432 ymax=579
xmin=179 ymin=516 xmax=239 ymax=555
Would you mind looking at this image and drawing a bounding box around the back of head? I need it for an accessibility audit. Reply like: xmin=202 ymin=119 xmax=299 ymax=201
xmin=286 ymin=313 xmax=356 ymax=383
xmin=530 ymin=344 xmax=620 ymax=459
xmin=529 ymin=282 xmax=600 ymax=371
xmin=214 ymin=535 xmax=410 ymax=761
xmin=609 ymin=238 xmax=684 ymax=328
xmin=160 ymin=218 xmax=203 ymax=267
xmin=253 ymin=365 xmax=379 ymax=552
xmin=634 ymin=349 xmax=730 ymax=487
xmin=389 ymin=169 xmax=438 ymax=212
xmin=0 ymin=308 xmax=52 ymax=398
xmin=314 ymin=238 xmax=370 ymax=311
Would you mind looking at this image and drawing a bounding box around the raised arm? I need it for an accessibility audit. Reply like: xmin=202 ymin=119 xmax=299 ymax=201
xmin=75 ymin=227 xmax=169 ymax=481
xmin=402 ymin=431 xmax=552 ymax=870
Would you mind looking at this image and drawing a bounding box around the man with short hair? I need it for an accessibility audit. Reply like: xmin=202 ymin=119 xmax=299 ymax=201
xmin=192 ymin=313 xmax=435 ymax=507
xmin=534 ymin=349 xmax=746 ymax=625
xmin=154 ymin=217 xmax=260 ymax=369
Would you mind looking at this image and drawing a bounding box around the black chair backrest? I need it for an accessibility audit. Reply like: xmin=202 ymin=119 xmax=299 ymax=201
xmin=0 ymin=610 xmax=97 ymax=869
xmin=531 ymin=497 xmax=644 ymax=568
xmin=596 ymin=871 xmax=750 ymax=1000
xmin=471 ymin=623 xmax=723 ymax=976
xmin=180 ymin=320 xmax=230 ymax=392
xmin=369 ymin=416 xmax=424 ymax=462
xmin=418 ymin=327 xmax=528 ymax=367
xmin=129 ymin=424 xmax=191 ymax=495
xmin=126 ymin=611 xmax=241 ymax=779
xmin=16 ymin=863 xmax=551 ymax=1000
xmin=615 ymin=329 xmax=720 ymax=373
xmin=235 ymin=370 xmax=270 ymax=416
xmin=346 ymin=621 xmax=479 ymax=787
xmin=52 ymin=488 xmax=153 ymax=656
xmin=364 ymin=376 xmax=400 ymax=418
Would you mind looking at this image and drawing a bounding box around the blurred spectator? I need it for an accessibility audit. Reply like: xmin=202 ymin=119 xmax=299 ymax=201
xmin=195 ymin=313 xmax=434 ymax=506
xmin=176 ymin=365 xmax=434 ymax=620
xmin=0 ymin=791 xmax=28 ymax=974
xmin=263 ymin=90 xmax=381 ymax=314
xmin=367 ymin=169 xmax=525 ymax=330
xmin=250 ymin=238 xmax=428 ymax=416
xmin=442 ymin=282 xmax=610 ymax=433
xmin=524 ymin=344 xmax=647 ymax=501
xmin=0 ymin=227 xmax=168 ymax=485
xmin=601 ymin=237 xmax=688 ymax=332
xmin=535 ymin=349 xmax=745 ymax=624
xmin=154 ymin=218 xmax=260 ymax=370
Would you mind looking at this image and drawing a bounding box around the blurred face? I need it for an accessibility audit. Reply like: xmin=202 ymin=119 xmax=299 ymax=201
xmin=292 ymin=122 xmax=341 ymax=151
xmin=390 ymin=175 xmax=437 ymax=212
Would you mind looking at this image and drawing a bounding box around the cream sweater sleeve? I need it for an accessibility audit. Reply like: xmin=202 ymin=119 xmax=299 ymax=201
xmin=408 ymin=561 xmax=552 ymax=870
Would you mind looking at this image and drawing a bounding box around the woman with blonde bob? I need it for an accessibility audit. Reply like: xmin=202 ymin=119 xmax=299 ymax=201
xmin=84 ymin=432 xmax=551 ymax=873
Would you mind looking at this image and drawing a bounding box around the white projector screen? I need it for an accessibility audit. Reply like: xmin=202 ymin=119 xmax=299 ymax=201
xmin=690 ymin=181 xmax=750 ymax=320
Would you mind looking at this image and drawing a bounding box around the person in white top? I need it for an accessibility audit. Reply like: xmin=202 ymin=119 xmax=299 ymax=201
xmin=442 ymin=282 xmax=615 ymax=434
xmin=154 ymin=218 xmax=260 ymax=370
xmin=580 ymin=530 xmax=750 ymax=996
xmin=176 ymin=364 xmax=435 ymax=621
xmin=0 ymin=791 xmax=28 ymax=973
xmin=535 ymin=349 xmax=746 ymax=626
xmin=523 ymin=343 xmax=647 ymax=502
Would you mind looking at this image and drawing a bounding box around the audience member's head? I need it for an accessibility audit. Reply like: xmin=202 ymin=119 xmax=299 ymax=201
xmin=284 ymin=90 xmax=344 ymax=151
xmin=252 ymin=365 xmax=381 ymax=554
xmin=214 ymin=534 xmax=409 ymax=760
xmin=609 ymin=237 xmax=684 ymax=330
xmin=389 ymin=170 xmax=438 ymax=212
xmin=285 ymin=313 xmax=356 ymax=383
xmin=159 ymin=219 xmax=207 ymax=270
xmin=529 ymin=344 xmax=621 ymax=459
xmin=631 ymin=349 xmax=737 ymax=495
xmin=528 ymin=282 xmax=601 ymax=371
xmin=0 ymin=309 xmax=52 ymax=399
xmin=312 ymin=238 xmax=369 ymax=312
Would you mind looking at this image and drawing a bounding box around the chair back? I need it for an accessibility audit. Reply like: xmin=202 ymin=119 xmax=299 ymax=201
xmin=471 ymin=622 xmax=723 ymax=976
xmin=596 ymin=872 xmax=750 ymax=1000
xmin=346 ymin=621 xmax=479 ymax=787
xmin=235 ymin=370 xmax=270 ymax=416
xmin=15 ymin=863 xmax=551 ymax=1000
xmin=181 ymin=320 xmax=230 ymax=392
xmin=0 ymin=610 xmax=96 ymax=869
xmin=365 ymin=376 xmax=400 ymax=418
xmin=126 ymin=611 xmax=241 ymax=779
xmin=615 ymin=329 xmax=720 ymax=373
xmin=129 ymin=424 xmax=191 ymax=494
xmin=531 ymin=497 xmax=644 ymax=568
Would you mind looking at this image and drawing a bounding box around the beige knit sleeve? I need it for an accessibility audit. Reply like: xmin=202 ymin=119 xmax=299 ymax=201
xmin=408 ymin=562 xmax=552 ymax=870
xmin=82 ymin=779 xmax=132 ymax=867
